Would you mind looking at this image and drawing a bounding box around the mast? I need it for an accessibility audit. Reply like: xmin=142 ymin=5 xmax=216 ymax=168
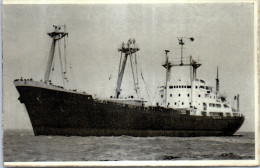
xmin=237 ymin=94 xmax=240 ymax=112
xmin=216 ymin=66 xmax=219 ymax=95
xmin=162 ymin=50 xmax=172 ymax=106
xmin=161 ymin=37 xmax=199 ymax=108
xmin=115 ymin=39 xmax=139 ymax=98
xmin=44 ymin=25 xmax=68 ymax=83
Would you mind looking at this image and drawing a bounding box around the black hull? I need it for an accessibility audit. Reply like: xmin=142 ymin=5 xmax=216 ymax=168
xmin=15 ymin=83 xmax=245 ymax=137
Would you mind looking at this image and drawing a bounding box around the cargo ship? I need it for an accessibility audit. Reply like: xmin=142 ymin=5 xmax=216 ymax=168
xmin=13 ymin=25 xmax=244 ymax=136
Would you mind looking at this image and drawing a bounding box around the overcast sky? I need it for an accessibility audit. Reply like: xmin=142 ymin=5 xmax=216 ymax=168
xmin=2 ymin=3 xmax=255 ymax=132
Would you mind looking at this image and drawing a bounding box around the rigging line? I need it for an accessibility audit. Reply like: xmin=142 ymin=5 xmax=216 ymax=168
xmin=152 ymin=83 xmax=160 ymax=104
xmin=134 ymin=53 xmax=139 ymax=87
xmin=64 ymin=35 xmax=67 ymax=79
xmin=129 ymin=53 xmax=138 ymax=98
xmin=140 ymin=70 xmax=152 ymax=104
xmin=58 ymin=40 xmax=65 ymax=87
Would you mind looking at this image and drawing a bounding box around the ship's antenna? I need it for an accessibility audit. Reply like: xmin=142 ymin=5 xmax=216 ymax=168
xmin=44 ymin=25 xmax=68 ymax=83
xmin=216 ymin=66 xmax=219 ymax=95
xmin=177 ymin=37 xmax=194 ymax=66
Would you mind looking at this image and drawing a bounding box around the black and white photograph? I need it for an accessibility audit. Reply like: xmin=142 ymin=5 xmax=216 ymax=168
xmin=2 ymin=0 xmax=259 ymax=167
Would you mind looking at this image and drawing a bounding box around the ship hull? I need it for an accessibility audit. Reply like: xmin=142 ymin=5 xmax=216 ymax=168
xmin=14 ymin=81 xmax=245 ymax=137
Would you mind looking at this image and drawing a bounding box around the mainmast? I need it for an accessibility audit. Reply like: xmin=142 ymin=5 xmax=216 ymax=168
xmin=170 ymin=37 xmax=201 ymax=81
xmin=161 ymin=37 xmax=200 ymax=107
xmin=115 ymin=39 xmax=140 ymax=98
xmin=44 ymin=25 xmax=68 ymax=83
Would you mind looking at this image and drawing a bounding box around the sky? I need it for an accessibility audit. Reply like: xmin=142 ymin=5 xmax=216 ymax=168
xmin=2 ymin=3 xmax=255 ymax=132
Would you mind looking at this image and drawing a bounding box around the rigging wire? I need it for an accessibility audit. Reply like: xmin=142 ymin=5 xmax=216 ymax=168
xmin=64 ymin=32 xmax=67 ymax=82
xmin=140 ymin=70 xmax=152 ymax=104
xmin=152 ymin=83 xmax=160 ymax=104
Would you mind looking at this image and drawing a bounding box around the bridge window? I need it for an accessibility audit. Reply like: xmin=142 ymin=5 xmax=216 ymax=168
xmin=161 ymin=95 xmax=163 ymax=98
xmin=169 ymin=86 xmax=173 ymax=89
xmin=170 ymin=94 xmax=172 ymax=97
xmin=187 ymin=94 xmax=190 ymax=97
xmin=187 ymin=85 xmax=191 ymax=88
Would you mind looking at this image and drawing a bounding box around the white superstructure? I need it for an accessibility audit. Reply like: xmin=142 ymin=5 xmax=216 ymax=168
xmin=156 ymin=37 xmax=243 ymax=118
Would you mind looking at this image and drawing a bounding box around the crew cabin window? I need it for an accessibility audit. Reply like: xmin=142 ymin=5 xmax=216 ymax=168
xmin=179 ymin=94 xmax=181 ymax=97
xmin=209 ymin=103 xmax=215 ymax=107
xmin=182 ymin=102 xmax=184 ymax=105
xmin=195 ymin=86 xmax=198 ymax=89
xmin=203 ymin=103 xmax=207 ymax=110
xmin=170 ymin=94 xmax=172 ymax=97
xmin=216 ymin=104 xmax=221 ymax=108
xmin=175 ymin=102 xmax=177 ymax=105
xmin=187 ymin=94 xmax=190 ymax=97
xmin=161 ymin=95 xmax=163 ymax=98
xmin=198 ymin=94 xmax=201 ymax=97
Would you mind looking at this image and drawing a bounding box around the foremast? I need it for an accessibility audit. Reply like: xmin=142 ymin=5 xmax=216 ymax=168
xmin=115 ymin=39 xmax=140 ymax=98
xmin=44 ymin=25 xmax=68 ymax=85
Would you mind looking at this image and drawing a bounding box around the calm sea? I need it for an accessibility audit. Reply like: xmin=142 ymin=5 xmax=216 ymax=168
xmin=3 ymin=130 xmax=254 ymax=162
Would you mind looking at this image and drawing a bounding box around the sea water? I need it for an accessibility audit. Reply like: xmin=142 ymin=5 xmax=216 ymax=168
xmin=3 ymin=130 xmax=254 ymax=162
